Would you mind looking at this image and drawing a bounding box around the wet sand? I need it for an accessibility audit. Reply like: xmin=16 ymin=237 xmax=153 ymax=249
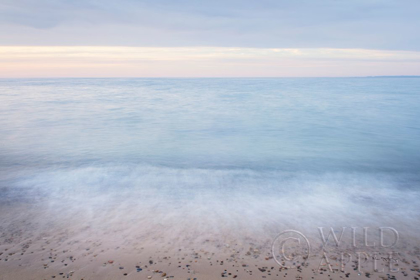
xmin=1 ymin=201 xmax=419 ymax=280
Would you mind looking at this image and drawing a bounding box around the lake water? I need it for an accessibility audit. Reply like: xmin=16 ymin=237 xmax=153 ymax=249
xmin=1 ymin=77 xmax=419 ymax=172
xmin=0 ymin=78 xmax=419 ymax=240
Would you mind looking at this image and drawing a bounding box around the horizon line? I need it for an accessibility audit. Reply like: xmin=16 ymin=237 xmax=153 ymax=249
xmin=1 ymin=75 xmax=420 ymax=79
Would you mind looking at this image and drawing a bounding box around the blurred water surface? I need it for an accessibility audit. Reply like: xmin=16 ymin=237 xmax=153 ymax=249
xmin=1 ymin=77 xmax=420 ymax=238
xmin=1 ymin=78 xmax=419 ymax=173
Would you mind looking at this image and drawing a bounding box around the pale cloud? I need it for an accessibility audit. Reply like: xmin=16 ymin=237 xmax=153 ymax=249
xmin=0 ymin=0 xmax=419 ymax=51
xmin=1 ymin=46 xmax=420 ymax=77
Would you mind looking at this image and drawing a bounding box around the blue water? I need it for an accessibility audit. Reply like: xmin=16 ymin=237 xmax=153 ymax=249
xmin=1 ymin=78 xmax=419 ymax=172
xmin=1 ymin=78 xmax=420 ymax=239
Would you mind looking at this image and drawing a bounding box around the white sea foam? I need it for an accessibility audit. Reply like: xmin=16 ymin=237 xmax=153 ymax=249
xmin=3 ymin=164 xmax=419 ymax=247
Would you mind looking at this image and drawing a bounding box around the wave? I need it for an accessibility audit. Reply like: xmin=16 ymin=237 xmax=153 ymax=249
xmin=1 ymin=164 xmax=420 ymax=245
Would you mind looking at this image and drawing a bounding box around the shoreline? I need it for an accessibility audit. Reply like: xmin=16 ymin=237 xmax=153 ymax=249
xmin=1 ymin=201 xmax=419 ymax=280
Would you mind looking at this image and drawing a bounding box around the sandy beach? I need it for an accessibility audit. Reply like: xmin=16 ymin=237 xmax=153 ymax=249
xmin=1 ymin=203 xmax=419 ymax=280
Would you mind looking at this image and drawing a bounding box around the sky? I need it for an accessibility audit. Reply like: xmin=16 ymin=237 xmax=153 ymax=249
xmin=0 ymin=0 xmax=419 ymax=77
